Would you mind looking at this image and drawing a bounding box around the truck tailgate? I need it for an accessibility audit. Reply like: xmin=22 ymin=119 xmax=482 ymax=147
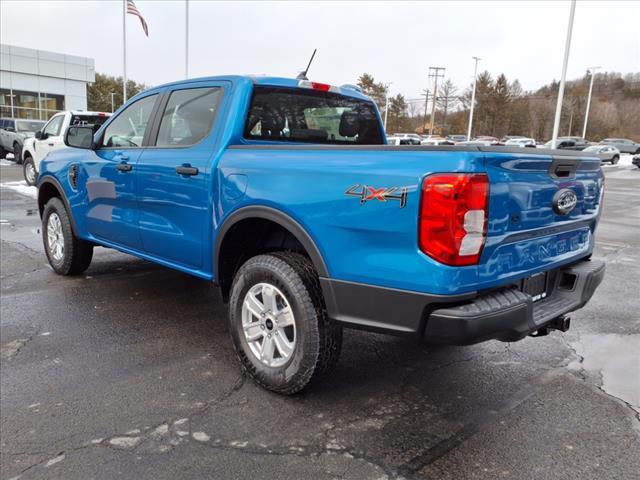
xmin=478 ymin=150 xmax=604 ymax=288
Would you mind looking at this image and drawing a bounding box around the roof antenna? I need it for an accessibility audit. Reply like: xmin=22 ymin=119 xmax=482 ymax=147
xmin=296 ymin=49 xmax=317 ymax=80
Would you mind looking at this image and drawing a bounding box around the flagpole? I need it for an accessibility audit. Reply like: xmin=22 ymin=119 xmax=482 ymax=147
xmin=123 ymin=0 xmax=128 ymax=102
xmin=185 ymin=0 xmax=189 ymax=78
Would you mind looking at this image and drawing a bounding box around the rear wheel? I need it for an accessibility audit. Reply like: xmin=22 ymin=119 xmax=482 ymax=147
xmin=23 ymin=155 xmax=37 ymax=185
xmin=611 ymin=155 xmax=619 ymax=165
xmin=42 ymin=197 xmax=93 ymax=275
xmin=0 ymin=147 xmax=6 ymax=159
xmin=13 ymin=142 xmax=22 ymax=164
xmin=228 ymin=252 xmax=342 ymax=394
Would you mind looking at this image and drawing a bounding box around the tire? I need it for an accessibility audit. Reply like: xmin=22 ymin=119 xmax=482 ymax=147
xmin=42 ymin=197 xmax=93 ymax=275
xmin=228 ymin=252 xmax=342 ymax=394
xmin=23 ymin=155 xmax=37 ymax=185
xmin=13 ymin=142 xmax=22 ymax=164
xmin=0 ymin=147 xmax=6 ymax=159
xmin=611 ymin=155 xmax=619 ymax=165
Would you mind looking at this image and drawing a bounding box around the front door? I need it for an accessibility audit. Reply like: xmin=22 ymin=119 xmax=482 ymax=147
xmin=136 ymin=84 xmax=225 ymax=270
xmin=34 ymin=113 xmax=65 ymax=166
xmin=83 ymin=93 xmax=159 ymax=250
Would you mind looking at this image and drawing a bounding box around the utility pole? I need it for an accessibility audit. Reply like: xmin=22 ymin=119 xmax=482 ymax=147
xmin=582 ymin=66 xmax=600 ymax=139
xmin=467 ymin=56 xmax=481 ymax=141
xmin=421 ymin=89 xmax=430 ymax=133
xmin=110 ymin=92 xmax=116 ymax=113
xmin=428 ymin=67 xmax=445 ymax=135
xmin=551 ymin=0 xmax=577 ymax=148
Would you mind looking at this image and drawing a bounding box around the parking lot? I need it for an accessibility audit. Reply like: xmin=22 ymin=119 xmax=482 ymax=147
xmin=0 ymin=158 xmax=638 ymax=479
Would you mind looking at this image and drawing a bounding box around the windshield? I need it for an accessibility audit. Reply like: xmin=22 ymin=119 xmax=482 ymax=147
xmin=244 ymin=86 xmax=383 ymax=144
xmin=16 ymin=120 xmax=45 ymax=132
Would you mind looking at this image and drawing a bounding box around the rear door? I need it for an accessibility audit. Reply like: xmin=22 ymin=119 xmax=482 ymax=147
xmin=135 ymin=83 xmax=225 ymax=270
xmin=479 ymin=149 xmax=603 ymax=287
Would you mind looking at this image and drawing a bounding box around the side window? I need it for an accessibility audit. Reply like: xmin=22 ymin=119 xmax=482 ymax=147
xmin=102 ymin=94 xmax=157 ymax=148
xmin=43 ymin=115 xmax=64 ymax=137
xmin=155 ymin=87 xmax=222 ymax=147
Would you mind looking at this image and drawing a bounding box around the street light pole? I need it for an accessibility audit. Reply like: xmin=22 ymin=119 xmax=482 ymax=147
xmin=466 ymin=56 xmax=480 ymax=141
xmin=582 ymin=66 xmax=600 ymax=139
xmin=110 ymin=92 xmax=116 ymax=113
xmin=551 ymin=0 xmax=577 ymax=148
xmin=383 ymin=82 xmax=392 ymax=133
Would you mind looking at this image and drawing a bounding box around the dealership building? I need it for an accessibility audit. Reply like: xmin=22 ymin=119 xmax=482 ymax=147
xmin=0 ymin=43 xmax=95 ymax=120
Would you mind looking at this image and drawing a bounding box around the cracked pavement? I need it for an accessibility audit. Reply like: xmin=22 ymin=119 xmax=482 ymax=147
xmin=1 ymin=162 xmax=639 ymax=479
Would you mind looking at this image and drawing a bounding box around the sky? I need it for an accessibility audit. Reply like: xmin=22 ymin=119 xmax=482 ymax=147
xmin=1 ymin=0 xmax=639 ymax=102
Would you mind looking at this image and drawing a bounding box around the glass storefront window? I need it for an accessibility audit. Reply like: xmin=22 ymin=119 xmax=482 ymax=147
xmin=0 ymin=89 xmax=65 ymax=119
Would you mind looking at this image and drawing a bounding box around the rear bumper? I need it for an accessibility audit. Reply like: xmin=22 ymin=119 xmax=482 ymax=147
xmin=321 ymin=258 xmax=605 ymax=345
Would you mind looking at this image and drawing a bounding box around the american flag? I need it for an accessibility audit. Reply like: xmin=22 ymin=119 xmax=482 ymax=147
xmin=127 ymin=0 xmax=149 ymax=36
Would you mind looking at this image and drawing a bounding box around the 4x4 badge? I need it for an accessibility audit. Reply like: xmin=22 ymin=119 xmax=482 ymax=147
xmin=345 ymin=184 xmax=408 ymax=208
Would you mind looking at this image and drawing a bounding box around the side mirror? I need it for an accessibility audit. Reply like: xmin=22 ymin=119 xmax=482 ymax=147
xmin=65 ymin=126 xmax=95 ymax=149
xmin=35 ymin=130 xmax=48 ymax=140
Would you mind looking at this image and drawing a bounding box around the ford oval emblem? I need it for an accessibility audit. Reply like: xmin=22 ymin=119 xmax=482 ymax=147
xmin=552 ymin=188 xmax=578 ymax=215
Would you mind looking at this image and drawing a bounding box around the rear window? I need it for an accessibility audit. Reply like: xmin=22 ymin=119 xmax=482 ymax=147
xmin=244 ymin=86 xmax=383 ymax=145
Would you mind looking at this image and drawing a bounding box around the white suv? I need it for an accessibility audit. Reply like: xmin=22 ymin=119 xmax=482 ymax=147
xmin=22 ymin=111 xmax=110 ymax=185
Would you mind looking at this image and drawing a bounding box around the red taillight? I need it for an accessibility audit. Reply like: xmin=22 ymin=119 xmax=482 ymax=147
xmin=310 ymin=82 xmax=331 ymax=91
xmin=419 ymin=173 xmax=489 ymax=266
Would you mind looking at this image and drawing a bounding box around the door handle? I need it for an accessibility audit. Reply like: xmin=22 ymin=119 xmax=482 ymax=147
xmin=114 ymin=153 xmax=129 ymax=160
xmin=48 ymin=143 xmax=54 ymax=146
xmin=176 ymin=166 xmax=199 ymax=176
xmin=116 ymin=163 xmax=132 ymax=172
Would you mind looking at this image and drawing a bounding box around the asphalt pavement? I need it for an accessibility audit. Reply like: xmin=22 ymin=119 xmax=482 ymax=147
xmin=1 ymin=159 xmax=639 ymax=480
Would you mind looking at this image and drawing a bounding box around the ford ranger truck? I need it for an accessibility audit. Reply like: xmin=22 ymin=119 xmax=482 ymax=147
xmin=36 ymin=76 xmax=605 ymax=394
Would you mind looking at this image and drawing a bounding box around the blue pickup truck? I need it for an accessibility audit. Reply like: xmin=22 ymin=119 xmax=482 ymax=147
xmin=37 ymin=75 xmax=605 ymax=394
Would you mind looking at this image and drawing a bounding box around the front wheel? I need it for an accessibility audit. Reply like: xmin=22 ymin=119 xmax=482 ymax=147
xmin=611 ymin=155 xmax=619 ymax=165
xmin=23 ymin=156 xmax=37 ymax=185
xmin=228 ymin=252 xmax=342 ymax=394
xmin=42 ymin=197 xmax=93 ymax=275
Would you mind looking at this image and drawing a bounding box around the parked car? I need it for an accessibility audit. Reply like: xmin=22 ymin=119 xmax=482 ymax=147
xmin=474 ymin=136 xmax=500 ymax=145
xmin=540 ymin=137 xmax=589 ymax=151
xmin=582 ymin=145 xmax=621 ymax=164
xmin=386 ymin=136 xmax=412 ymax=145
xmin=500 ymin=135 xmax=526 ymax=143
xmin=37 ymin=75 xmax=605 ymax=394
xmin=393 ymin=133 xmax=422 ymax=145
xmin=600 ymin=138 xmax=640 ymax=154
xmin=21 ymin=111 xmax=111 ymax=185
xmin=458 ymin=140 xmax=493 ymax=146
xmin=447 ymin=134 xmax=467 ymax=143
xmin=420 ymin=136 xmax=454 ymax=146
xmin=504 ymin=138 xmax=537 ymax=148
xmin=632 ymin=154 xmax=640 ymax=168
xmin=0 ymin=118 xmax=46 ymax=163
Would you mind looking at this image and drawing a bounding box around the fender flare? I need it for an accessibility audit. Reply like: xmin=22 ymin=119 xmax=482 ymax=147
xmin=214 ymin=205 xmax=329 ymax=279
xmin=37 ymin=176 xmax=79 ymax=237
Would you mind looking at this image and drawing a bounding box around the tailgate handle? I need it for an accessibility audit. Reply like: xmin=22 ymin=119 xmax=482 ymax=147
xmin=549 ymin=159 xmax=578 ymax=179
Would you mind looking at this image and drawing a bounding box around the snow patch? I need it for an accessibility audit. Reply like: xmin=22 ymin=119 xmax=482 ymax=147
xmin=192 ymin=431 xmax=210 ymax=442
xmin=45 ymin=454 xmax=65 ymax=467
xmin=0 ymin=180 xmax=37 ymax=199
